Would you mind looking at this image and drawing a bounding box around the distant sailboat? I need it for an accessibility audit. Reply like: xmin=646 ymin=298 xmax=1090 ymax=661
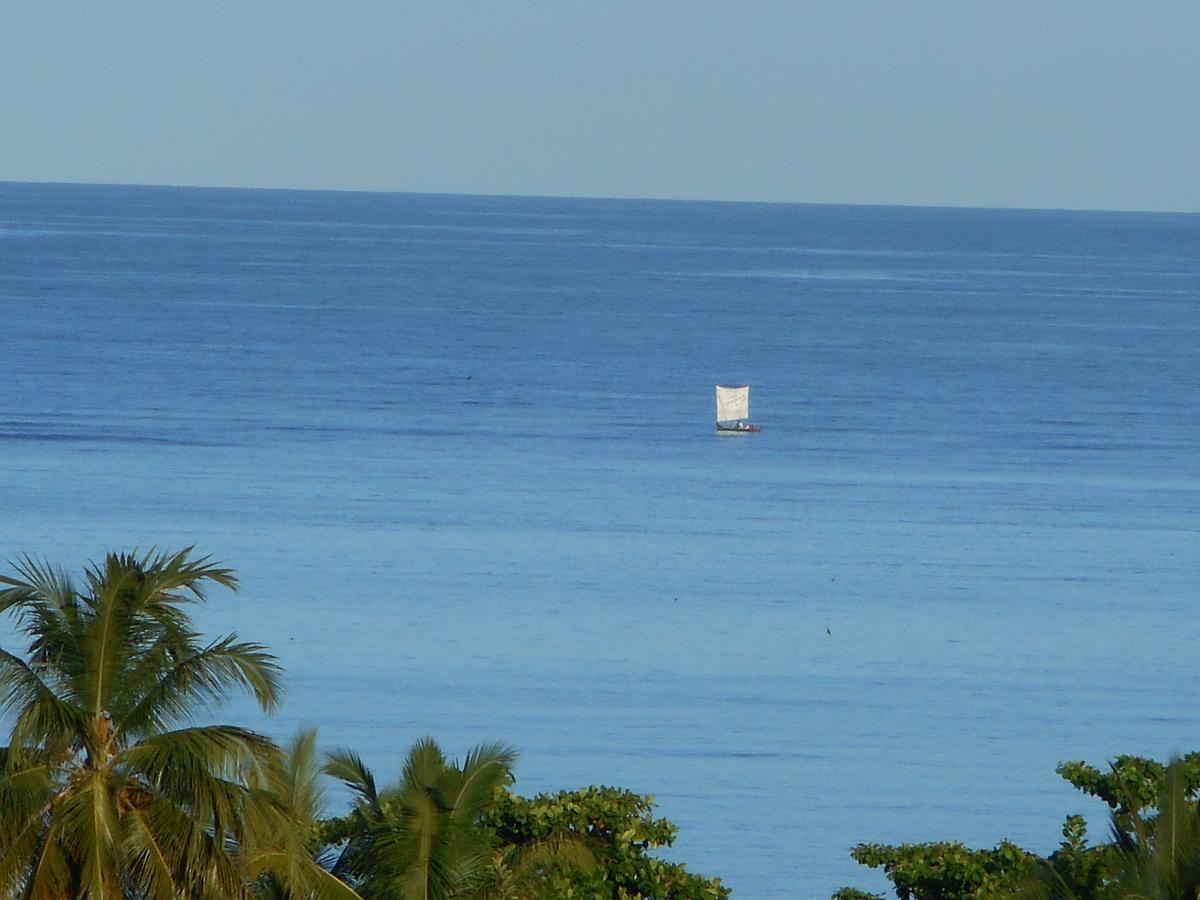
xmin=715 ymin=384 xmax=761 ymax=433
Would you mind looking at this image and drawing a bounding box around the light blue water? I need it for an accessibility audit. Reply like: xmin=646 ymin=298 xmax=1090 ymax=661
xmin=1 ymin=182 xmax=1198 ymax=897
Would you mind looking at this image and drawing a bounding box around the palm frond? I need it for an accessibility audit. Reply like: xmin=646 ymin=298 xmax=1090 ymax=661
xmin=272 ymin=727 xmax=327 ymax=825
xmin=504 ymin=829 xmax=597 ymax=876
xmin=82 ymin=570 xmax=138 ymax=728
xmin=324 ymin=749 xmax=380 ymax=810
xmin=18 ymin=819 xmax=75 ymax=900
xmin=117 ymin=635 xmax=282 ymax=738
xmin=474 ymin=816 xmax=600 ymax=900
xmin=0 ymin=556 xmax=84 ymax=684
xmin=450 ymin=742 xmax=516 ymax=825
xmin=0 ymin=554 xmax=76 ymax=616
xmin=1107 ymin=757 xmax=1200 ymax=899
xmin=403 ymin=737 xmax=449 ymax=795
xmin=238 ymin=727 xmax=356 ymax=899
xmin=333 ymin=739 xmax=517 ymax=900
xmin=294 ymin=858 xmax=367 ymax=900
xmin=122 ymin=807 xmax=179 ymax=900
xmin=0 ymin=765 xmax=56 ymax=896
xmin=123 ymin=724 xmax=280 ymax=786
xmin=369 ymin=793 xmax=467 ymax=900
xmin=134 ymin=791 xmax=256 ymax=899
xmin=0 ymin=648 xmax=83 ymax=752
xmin=140 ymin=546 xmax=239 ymax=600
xmin=460 ymin=742 xmax=518 ymax=779
xmin=1155 ymin=761 xmax=1191 ymax=873
xmin=55 ymin=771 xmax=121 ymax=899
xmin=243 ymin=848 xmax=365 ymax=900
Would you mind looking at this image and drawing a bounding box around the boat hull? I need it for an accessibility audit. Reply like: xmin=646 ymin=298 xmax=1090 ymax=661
xmin=716 ymin=424 xmax=761 ymax=433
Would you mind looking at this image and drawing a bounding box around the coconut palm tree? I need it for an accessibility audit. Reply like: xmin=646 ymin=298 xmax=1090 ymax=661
xmin=245 ymin=728 xmax=363 ymax=899
xmin=0 ymin=548 xmax=334 ymax=899
xmin=323 ymin=738 xmax=517 ymax=900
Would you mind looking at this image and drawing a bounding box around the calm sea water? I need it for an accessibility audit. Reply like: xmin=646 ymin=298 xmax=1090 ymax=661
xmin=1 ymin=182 xmax=1197 ymax=897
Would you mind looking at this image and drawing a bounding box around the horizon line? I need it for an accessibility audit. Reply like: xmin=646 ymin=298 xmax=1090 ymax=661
xmin=3 ymin=176 xmax=1197 ymax=218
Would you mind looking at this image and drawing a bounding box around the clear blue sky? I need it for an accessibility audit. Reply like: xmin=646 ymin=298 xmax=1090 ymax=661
xmin=2 ymin=1 xmax=1197 ymax=211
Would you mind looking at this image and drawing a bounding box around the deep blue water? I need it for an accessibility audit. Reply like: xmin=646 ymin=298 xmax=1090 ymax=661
xmin=1 ymin=181 xmax=1198 ymax=897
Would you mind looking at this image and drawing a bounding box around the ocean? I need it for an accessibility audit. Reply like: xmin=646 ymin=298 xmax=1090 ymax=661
xmin=1 ymin=181 xmax=1197 ymax=897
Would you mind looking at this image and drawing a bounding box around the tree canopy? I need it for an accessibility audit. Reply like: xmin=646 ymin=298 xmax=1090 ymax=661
xmin=838 ymin=755 xmax=1200 ymax=900
xmin=0 ymin=549 xmax=726 ymax=899
xmin=0 ymin=548 xmax=326 ymax=898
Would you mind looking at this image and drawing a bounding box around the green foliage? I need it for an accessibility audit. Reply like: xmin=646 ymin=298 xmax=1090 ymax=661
xmin=247 ymin=728 xmax=364 ymax=899
xmin=323 ymin=768 xmax=727 ymax=898
xmin=1013 ymin=814 xmax=1121 ymax=900
xmin=847 ymin=839 xmax=1034 ymax=900
xmin=1033 ymin=814 xmax=1119 ymax=898
xmin=1056 ymin=753 xmax=1200 ymax=822
xmin=842 ymin=755 xmax=1200 ymax=900
xmin=323 ymin=737 xmax=519 ymax=899
xmin=1105 ymin=758 xmax=1200 ymax=900
xmin=0 ymin=549 xmax=727 ymax=898
xmin=486 ymin=785 xmax=730 ymax=899
xmin=0 ymin=549 xmax=342 ymax=899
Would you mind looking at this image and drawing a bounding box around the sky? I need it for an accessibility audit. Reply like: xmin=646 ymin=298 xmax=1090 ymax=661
xmin=2 ymin=1 xmax=1198 ymax=211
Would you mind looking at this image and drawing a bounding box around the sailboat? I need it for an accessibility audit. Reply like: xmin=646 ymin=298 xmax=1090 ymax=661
xmin=715 ymin=384 xmax=761 ymax=433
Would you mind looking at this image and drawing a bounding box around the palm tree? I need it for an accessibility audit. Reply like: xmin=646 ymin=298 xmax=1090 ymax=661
xmin=1107 ymin=758 xmax=1200 ymax=899
xmin=1019 ymin=759 xmax=1200 ymax=900
xmin=473 ymin=829 xmax=596 ymax=900
xmin=323 ymin=738 xmax=517 ymax=900
xmin=245 ymin=728 xmax=363 ymax=899
xmin=0 ymin=548 xmax=328 ymax=898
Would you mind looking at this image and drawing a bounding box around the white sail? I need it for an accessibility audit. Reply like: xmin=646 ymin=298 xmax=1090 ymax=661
xmin=715 ymin=384 xmax=750 ymax=423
